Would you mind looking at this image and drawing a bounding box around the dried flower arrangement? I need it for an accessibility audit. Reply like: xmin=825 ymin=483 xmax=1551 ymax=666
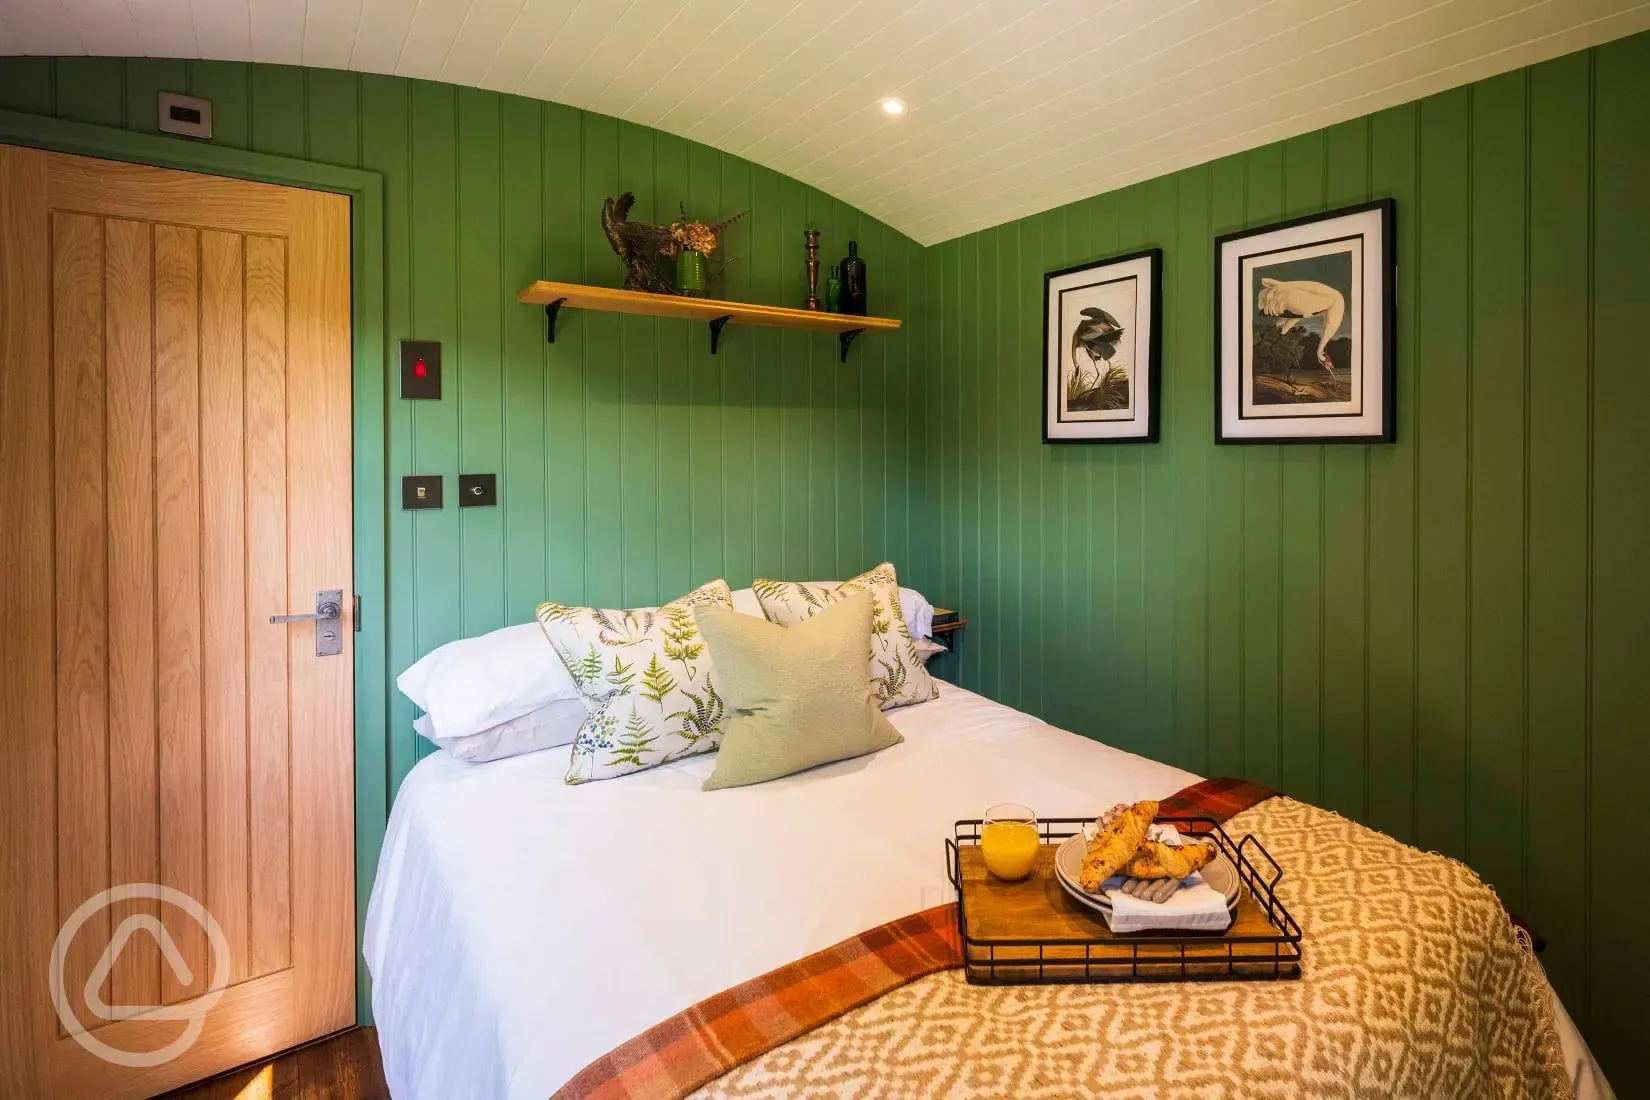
xmin=601 ymin=194 xmax=748 ymax=294
xmin=661 ymin=203 xmax=743 ymax=258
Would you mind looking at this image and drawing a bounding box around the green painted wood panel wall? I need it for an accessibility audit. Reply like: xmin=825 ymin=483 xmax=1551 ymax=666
xmin=917 ymin=33 xmax=1650 ymax=1079
xmin=0 ymin=55 xmax=929 ymax=795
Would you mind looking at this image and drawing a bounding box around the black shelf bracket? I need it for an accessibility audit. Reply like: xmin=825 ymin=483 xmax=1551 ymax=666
xmin=708 ymin=315 xmax=733 ymax=355
xmin=544 ymin=297 xmax=567 ymax=344
xmin=839 ymin=328 xmax=865 ymax=363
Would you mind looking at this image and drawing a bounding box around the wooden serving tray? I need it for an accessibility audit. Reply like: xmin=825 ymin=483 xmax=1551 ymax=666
xmin=955 ymin=843 xmax=1301 ymax=984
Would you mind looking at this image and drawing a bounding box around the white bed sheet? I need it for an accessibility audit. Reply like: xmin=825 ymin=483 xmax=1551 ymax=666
xmin=364 ymin=682 xmax=1608 ymax=1099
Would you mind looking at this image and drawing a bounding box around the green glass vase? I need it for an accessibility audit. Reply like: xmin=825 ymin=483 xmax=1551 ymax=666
xmin=677 ymin=249 xmax=707 ymax=296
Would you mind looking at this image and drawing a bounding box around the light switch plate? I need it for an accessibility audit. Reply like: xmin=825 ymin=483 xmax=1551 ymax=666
xmin=400 ymin=340 xmax=442 ymax=399
xmin=402 ymin=475 xmax=442 ymax=509
xmin=458 ymin=473 xmax=497 ymax=507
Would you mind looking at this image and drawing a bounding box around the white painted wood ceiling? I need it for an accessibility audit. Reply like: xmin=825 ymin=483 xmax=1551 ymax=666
xmin=3 ymin=0 xmax=1647 ymax=243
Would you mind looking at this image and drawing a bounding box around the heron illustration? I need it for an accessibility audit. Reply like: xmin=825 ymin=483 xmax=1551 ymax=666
xmin=1066 ymin=306 xmax=1129 ymax=411
xmin=1256 ymin=278 xmax=1344 ymax=370
xmin=1072 ymin=306 xmax=1124 ymax=369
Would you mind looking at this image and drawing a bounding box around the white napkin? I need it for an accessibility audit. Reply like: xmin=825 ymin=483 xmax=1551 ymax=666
xmin=1098 ymin=823 xmax=1233 ymax=933
xmin=1102 ymin=873 xmax=1232 ymax=932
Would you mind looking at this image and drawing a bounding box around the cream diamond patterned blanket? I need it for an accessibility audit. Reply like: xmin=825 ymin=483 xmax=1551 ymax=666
xmin=695 ymin=798 xmax=1571 ymax=1100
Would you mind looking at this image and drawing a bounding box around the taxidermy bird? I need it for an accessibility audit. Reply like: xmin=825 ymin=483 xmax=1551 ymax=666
xmin=1072 ymin=307 xmax=1124 ymax=368
xmin=601 ymin=192 xmax=674 ymax=293
xmin=1257 ymin=278 xmax=1345 ymax=370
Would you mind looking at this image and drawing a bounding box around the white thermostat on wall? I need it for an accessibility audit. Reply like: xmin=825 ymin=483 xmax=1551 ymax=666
xmin=157 ymin=91 xmax=212 ymax=139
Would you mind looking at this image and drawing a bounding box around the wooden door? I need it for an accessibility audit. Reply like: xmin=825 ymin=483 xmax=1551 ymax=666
xmin=0 ymin=145 xmax=355 ymax=1099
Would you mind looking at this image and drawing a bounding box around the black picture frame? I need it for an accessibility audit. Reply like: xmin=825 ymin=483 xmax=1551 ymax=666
xmin=1043 ymin=247 xmax=1162 ymax=444
xmin=1213 ymin=199 xmax=1395 ymax=444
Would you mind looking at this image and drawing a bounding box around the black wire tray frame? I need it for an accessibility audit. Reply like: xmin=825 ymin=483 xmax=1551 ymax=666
xmin=946 ymin=815 xmax=1303 ymax=985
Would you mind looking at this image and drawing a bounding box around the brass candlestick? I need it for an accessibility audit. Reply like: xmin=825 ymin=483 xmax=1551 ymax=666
xmin=804 ymin=229 xmax=821 ymax=310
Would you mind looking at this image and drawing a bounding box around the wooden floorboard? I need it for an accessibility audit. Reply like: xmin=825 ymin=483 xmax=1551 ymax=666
xmin=158 ymin=1026 xmax=388 ymax=1100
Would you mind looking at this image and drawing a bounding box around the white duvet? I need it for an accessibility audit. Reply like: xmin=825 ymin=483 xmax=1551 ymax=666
xmin=364 ymin=682 xmax=1609 ymax=1099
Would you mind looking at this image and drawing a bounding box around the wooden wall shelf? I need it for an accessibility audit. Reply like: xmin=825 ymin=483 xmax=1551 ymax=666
xmin=518 ymin=280 xmax=901 ymax=362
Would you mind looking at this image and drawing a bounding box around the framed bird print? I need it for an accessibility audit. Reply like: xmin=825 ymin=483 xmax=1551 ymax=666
xmin=1043 ymin=248 xmax=1161 ymax=443
xmin=1216 ymin=199 xmax=1395 ymax=443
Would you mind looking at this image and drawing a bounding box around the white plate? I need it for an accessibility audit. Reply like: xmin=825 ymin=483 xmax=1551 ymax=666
xmin=1055 ymin=870 xmax=1132 ymax=919
xmin=1052 ymin=833 xmax=1241 ymax=909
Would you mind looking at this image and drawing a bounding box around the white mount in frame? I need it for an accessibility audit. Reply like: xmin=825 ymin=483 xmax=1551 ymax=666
xmin=1216 ymin=199 xmax=1395 ymax=444
xmin=1043 ymin=248 xmax=1162 ymax=443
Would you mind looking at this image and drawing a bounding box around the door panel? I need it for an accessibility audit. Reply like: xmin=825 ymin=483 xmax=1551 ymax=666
xmin=200 ymin=230 xmax=252 ymax=992
xmin=105 ymin=216 xmax=161 ymax=1014
xmin=285 ymin=190 xmax=355 ymax=1022
xmin=0 ymin=138 xmax=56 ymax=1096
xmin=51 ymin=210 xmax=110 ymax=1038
xmin=45 ymin=153 xmax=298 ymax=237
xmin=245 ymin=233 xmax=294 ymax=984
xmin=0 ymin=143 xmax=354 ymax=1099
xmin=153 ymin=220 xmax=207 ymax=1010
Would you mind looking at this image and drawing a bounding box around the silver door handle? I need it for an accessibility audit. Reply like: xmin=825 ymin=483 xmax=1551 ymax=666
xmin=270 ymin=603 xmax=341 ymax=624
xmin=270 ymin=589 xmax=344 ymax=656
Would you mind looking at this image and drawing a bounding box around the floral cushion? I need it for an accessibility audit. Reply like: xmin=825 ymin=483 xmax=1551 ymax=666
xmin=536 ymin=580 xmax=734 ymax=783
xmin=752 ymin=563 xmax=938 ymax=710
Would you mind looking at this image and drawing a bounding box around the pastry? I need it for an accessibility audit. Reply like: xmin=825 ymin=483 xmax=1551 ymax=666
xmin=1079 ymin=799 xmax=1157 ymax=892
xmin=1121 ymin=839 xmax=1217 ymax=880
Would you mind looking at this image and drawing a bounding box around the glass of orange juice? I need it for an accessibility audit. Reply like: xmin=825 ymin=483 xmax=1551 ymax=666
xmin=981 ymin=803 xmax=1040 ymax=882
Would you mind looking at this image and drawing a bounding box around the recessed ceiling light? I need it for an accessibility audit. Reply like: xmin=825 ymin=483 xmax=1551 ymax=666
xmin=879 ymin=97 xmax=906 ymax=117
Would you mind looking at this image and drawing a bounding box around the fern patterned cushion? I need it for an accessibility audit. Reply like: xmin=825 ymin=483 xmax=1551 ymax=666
xmin=752 ymin=563 xmax=939 ymax=710
xmin=536 ymin=579 xmax=735 ymax=783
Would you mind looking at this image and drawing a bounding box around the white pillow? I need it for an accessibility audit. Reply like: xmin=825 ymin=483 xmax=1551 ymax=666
xmin=730 ymin=583 xmax=935 ymax=638
xmin=912 ymin=637 xmax=947 ymax=663
xmin=413 ymin=698 xmax=587 ymax=762
xmin=397 ymin=622 xmax=579 ymax=740
xmin=898 ymin=586 xmax=935 ymax=640
xmin=731 ymin=586 xmax=765 ymax=617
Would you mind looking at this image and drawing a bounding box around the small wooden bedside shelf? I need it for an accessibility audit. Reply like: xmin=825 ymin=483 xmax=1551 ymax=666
xmin=518 ymin=280 xmax=901 ymax=362
xmin=930 ymin=609 xmax=965 ymax=675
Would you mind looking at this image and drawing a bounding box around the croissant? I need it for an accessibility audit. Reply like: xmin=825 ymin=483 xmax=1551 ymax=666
xmin=1079 ymin=800 xmax=1157 ymax=892
xmin=1122 ymin=839 xmax=1216 ymax=880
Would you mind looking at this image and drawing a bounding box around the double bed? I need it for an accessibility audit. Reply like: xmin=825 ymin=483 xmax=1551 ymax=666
xmin=365 ymin=681 xmax=1609 ymax=1098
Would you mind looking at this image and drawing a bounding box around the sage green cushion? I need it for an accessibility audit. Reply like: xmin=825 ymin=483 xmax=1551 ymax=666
xmin=697 ymin=591 xmax=903 ymax=791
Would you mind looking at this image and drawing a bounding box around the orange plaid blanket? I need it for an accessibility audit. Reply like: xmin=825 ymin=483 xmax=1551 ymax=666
xmin=553 ymin=778 xmax=1276 ymax=1100
xmin=1156 ymin=775 xmax=1275 ymax=824
xmin=553 ymin=905 xmax=962 ymax=1100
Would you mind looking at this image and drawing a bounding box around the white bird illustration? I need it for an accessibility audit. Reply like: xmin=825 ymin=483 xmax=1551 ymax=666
xmin=1257 ymin=278 xmax=1344 ymax=370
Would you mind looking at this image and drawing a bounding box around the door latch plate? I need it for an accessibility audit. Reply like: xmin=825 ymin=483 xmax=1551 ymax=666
xmin=315 ymin=589 xmax=343 ymax=656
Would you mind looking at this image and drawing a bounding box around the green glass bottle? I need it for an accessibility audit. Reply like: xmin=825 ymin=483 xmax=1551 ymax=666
xmin=839 ymin=240 xmax=866 ymax=315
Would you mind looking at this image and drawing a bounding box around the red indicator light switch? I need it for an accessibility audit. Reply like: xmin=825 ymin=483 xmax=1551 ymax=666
xmin=400 ymin=340 xmax=441 ymax=399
